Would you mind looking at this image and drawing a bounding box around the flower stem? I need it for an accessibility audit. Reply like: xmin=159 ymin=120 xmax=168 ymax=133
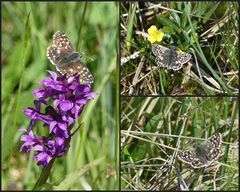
xmin=33 ymin=158 xmax=55 ymax=190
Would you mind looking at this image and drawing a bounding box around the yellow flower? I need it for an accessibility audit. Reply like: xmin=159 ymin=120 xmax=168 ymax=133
xmin=147 ymin=25 xmax=164 ymax=43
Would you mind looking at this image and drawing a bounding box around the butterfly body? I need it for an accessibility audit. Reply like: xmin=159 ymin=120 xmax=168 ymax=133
xmin=151 ymin=44 xmax=191 ymax=71
xmin=193 ymin=144 xmax=211 ymax=163
xmin=57 ymin=52 xmax=81 ymax=67
xmin=46 ymin=31 xmax=94 ymax=84
xmin=178 ymin=133 xmax=222 ymax=168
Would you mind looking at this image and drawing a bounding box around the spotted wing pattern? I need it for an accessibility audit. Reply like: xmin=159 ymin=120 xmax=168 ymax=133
xmin=151 ymin=44 xmax=191 ymax=71
xmin=178 ymin=133 xmax=222 ymax=168
xmin=46 ymin=31 xmax=94 ymax=84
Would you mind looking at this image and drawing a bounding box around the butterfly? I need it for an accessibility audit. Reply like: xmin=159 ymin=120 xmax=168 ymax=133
xmin=178 ymin=133 xmax=222 ymax=168
xmin=151 ymin=44 xmax=191 ymax=71
xmin=46 ymin=31 xmax=94 ymax=84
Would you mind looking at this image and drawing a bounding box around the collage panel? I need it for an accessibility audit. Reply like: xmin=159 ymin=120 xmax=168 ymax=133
xmin=2 ymin=2 xmax=118 ymax=190
xmin=120 ymin=97 xmax=238 ymax=190
xmin=120 ymin=2 xmax=238 ymax=96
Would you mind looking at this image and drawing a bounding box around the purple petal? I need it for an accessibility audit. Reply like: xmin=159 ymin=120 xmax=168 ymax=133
xmin=37 ymin=114 xmax=53 ymax=124
xmin=59 ymin=100 xmax=73 ymax=111
xmin=53 ymin=99 xmax=60 ymax=108
xmin=38 ymin=77 xmax=66 ymax=91
xmin=20 ymin=144 xmax=31 ymax=153
xmin=58 ymin=122 xmax=67 ymax=131
xmin=24 ymin=108 xmax=37 ymax=119
xmin=75 ymin=99 xmax=87 ymax=105
xmin=50 ymin=121 xmax=57 ymax=133
xmin=62 ymin=115 xmax=75 ymax=123
xmin=47 ymin=70 xmax=58 ymax=80
xmin=33 ymin=145 xmax=44 ymax=151
xmin=71 ymin=105 xmax=81 ymax=118
xmin=55 ymin=137 xmax=64 ymax=146
xmin=55 ymin=128 xmax=69 ymax=138
xmin=32 ymin=88 xmax=46 ymax=98
xmin=48 ymin=140 xmax=55 ymax=146
xmin=67 ymin=76 xmax=76 ymax=83
xmin=33 ymin=152 xmax=52 ymax=166
xmin=76 ymin=84 xmax=91 ymax=95
xmin=20 ymin=135 xmax=35 ymax=144
xmin=85 ymin=92 xmax=97 ymax=99
xmin=37 ymin=77 xmax=52 ymax=85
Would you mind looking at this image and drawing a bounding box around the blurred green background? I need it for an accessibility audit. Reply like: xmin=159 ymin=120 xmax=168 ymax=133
xmin=2 ymin=2 xmax=118 ymax=190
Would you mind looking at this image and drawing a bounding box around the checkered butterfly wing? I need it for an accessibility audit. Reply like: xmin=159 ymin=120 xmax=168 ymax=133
xmin=47 ymin=31 xmax=75 ymax=66
xmin=178 ymin=148 xmax=212 ymax=169
xmin=178 ymin=133 xmax=222 ymax=168
xmin=151 ymin=44 xmax=170 ymax=68
xmin=151 ymin=44 xmax=191 ymax=71
xmin=46 ymin=31 xmax=94 ymax=84
xmin=201 ymin=132 xmax=222 ymax=161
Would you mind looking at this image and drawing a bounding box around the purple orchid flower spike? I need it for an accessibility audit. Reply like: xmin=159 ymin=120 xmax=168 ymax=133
xmin=20 ymin=71 xmax=96 ymax=166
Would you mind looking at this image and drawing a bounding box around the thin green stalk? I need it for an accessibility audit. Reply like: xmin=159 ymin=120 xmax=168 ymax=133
xmin=76 ymin=2 xmax=88 ymax=50
xmin=33 ymin=158 xmax=55 ymax=190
